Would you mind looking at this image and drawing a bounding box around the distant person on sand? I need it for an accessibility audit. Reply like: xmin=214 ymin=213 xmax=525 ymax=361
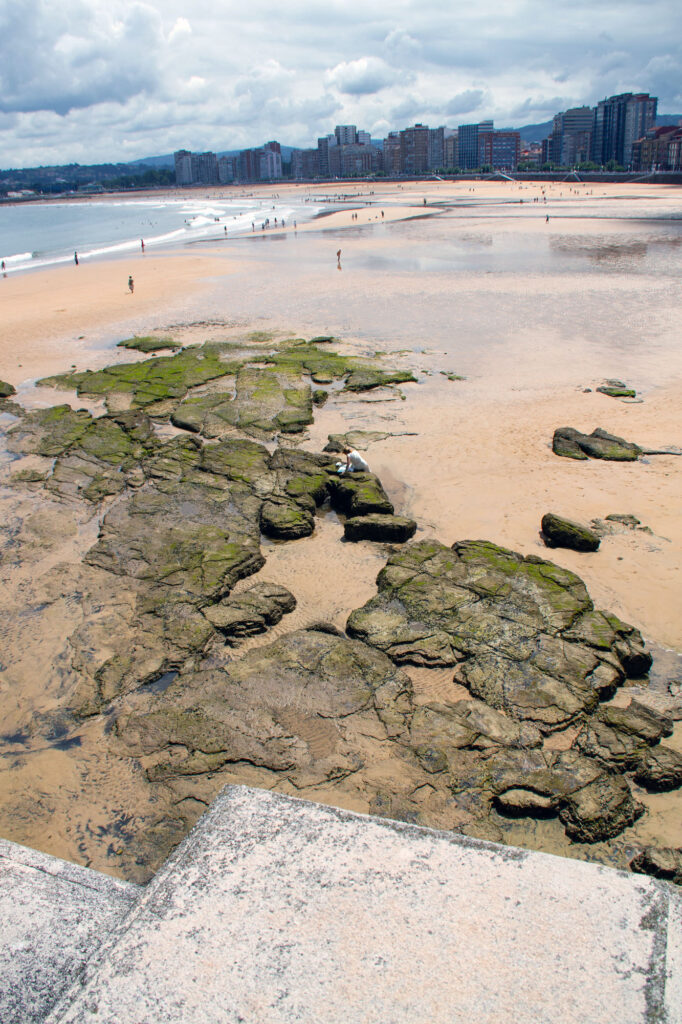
xmin=128 ymin=275 xmax=134 ymax=293
xmin=141 ymin=239 xmax=145 ymax=252
xmin=338 ymin=447 xmax=370 ymax=474
xmin=336 ymin=249 xmax=342 ymax=269
xmin=74 ymin=251 xmax=79 ymax=265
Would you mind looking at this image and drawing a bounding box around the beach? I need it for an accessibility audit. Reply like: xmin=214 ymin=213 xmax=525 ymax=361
xmin=1 ymin=179 xmax=681 ymax=879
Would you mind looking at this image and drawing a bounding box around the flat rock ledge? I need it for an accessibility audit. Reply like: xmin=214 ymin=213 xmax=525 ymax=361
xmin=344 ymin=513 xmax=417 ymax=543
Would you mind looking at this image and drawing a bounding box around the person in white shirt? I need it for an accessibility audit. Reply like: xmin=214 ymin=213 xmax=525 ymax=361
xmin=342 ymin=447 xmax=370 ymax=473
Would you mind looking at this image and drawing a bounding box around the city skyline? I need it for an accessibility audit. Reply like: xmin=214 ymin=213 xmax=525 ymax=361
xmin=1 ymin=0 xmax=680 ymax=169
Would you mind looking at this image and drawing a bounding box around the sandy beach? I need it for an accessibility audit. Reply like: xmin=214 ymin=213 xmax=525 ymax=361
xmin=1 ymin=178 xmax=681 ymax=878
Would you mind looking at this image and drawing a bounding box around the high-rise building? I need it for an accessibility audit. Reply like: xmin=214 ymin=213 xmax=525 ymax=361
xmin=174 ymin=150 xmax=193 ymax=186
xmin=591 ymin=93 xmax=657 ymax=167
xmin=317 ymin=134 xmax=337 ymax=176
xmin=357 ymin=130 xmax=372 ymax=146
xmin=335 ymin=125 xmax=357 ymax=145
xmin=428 ymin=127 xmax=445 ymax=170
xmin=400 ymin=124 xmax=430 ymax=174
xmin=292 ymin=149 xmax=320 ymax=178
xmin=544 ymin=107 xmax=593 ymax=166
xmin=218 ymin=156 xmax=235 ymax=183
xmin=382 ymin=132 xmax=402 ymax=175
xmin=457 ymin=121 xmax=493 ymax=169
xmin=444 ymin=131 xmax=458 ymax=169
xmin=477 ymin=129 xmax=520 ymax=170
xmin=191 ymin=152 xmax=219 ymax=184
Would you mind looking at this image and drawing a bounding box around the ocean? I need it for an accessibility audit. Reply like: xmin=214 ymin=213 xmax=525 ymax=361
xmin=0 ymin=194 xmax=320 ymax=273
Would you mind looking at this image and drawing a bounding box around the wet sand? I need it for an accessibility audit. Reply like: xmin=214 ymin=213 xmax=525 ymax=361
xmin=1 ymin=179 xmax=681 ymax=877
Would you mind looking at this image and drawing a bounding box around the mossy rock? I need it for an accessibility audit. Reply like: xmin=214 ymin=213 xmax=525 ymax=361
xmin=541 ymin=513 xmax=600 ymax=552
xmin=204 ymin=582 xmax=296 ymax=639
xmin=117 ymin=336 xmax=181 ymax=353
xmin=200 ymin=438 xmax=271 ymax=486
xmin=260 ymin=496 xmax=315 ymax=539
xmin=346 ymin=537 xmax=649 ymax=732
xmin=328 ymin=472 xmax=394 ymax=516
xmin=344 ymin=368 xmax=417 ymax=392
xmin=553 ymin=426 xmax=642 ymax=461
xmin=0 ymin=379 xmax=17 ymax=398
xmin=115 ymin=628 xmax=414 ymax=785
xmin=39 ymin=343 xmax=246 ymax=411
xmin=344 ymin=514 xmax=417 ymax=543
xmin=312 ymin=389 xmax=328 ymax=406
xmin=6 ymin=405 xmax=93 ymax=457
xmin=596 ymin=383 xmax=636 ymax=399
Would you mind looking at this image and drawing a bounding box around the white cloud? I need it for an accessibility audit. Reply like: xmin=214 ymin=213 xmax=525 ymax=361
xmin=0 ymin=0 xmax=680 ymax=166
xmin=325 ymin=58 xmax=405 ymax=96
xmin=168 ymin=16 xmax=191 ymax=42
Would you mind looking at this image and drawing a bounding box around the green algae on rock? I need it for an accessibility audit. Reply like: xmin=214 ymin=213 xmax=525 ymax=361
xmin=541 ymin=513 xmax=601 ymax=552
xmin=552 ymin=426 xmax=642 ymax=461
xmin=346 ymin=538 xmax=647 ymax=729
xmin=0 ymin=380 xmax=17 ymax=398
xmin=117 ymin=336 xmax=181 ymax=353
xmin=38 ymin=343 xmax=249 ymax=411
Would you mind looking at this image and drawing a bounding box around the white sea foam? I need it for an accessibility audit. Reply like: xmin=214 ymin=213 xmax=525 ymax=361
xmin=1 ymin=195 xmax=323 ymax=274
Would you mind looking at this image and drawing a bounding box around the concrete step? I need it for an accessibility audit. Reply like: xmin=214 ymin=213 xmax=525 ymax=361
xmin=45 ymin=785 xmax=681 ymax=1024
xmin=0 ymin=837 xmax=142 ymax=1024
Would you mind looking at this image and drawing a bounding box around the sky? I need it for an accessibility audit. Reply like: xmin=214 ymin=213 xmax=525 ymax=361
xmin=1 ymin=0 xmax=680 ymax=168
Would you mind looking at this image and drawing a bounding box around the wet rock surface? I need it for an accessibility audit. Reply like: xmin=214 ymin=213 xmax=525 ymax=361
xmin=203 ymin=583 xmax=296 ymax=640
xmin=596 ymin=380 xmax=637 ymax=399
xmin=344 ymin=513 xmax=417 ymax=543
xmin=2 ymin=336 xmax=680 ymax=886
xmin=552 ymin=426 xmax=642 ymax=461
xmin=630 ymin=846 xmax=682 ymax=885
xmin=541 ymin=513 xmax=601 ymax=552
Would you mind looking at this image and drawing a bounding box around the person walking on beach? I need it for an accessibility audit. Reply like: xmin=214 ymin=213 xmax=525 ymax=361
xmin=74 ymin=251 xmax=79 ymax=265
xmin=128 ymin=275 xmax=134 ymax=294
xmin=336 ymin=249 xmax=342 ymax=269
xmin=140 ymin=239 xmax=145 ymax=252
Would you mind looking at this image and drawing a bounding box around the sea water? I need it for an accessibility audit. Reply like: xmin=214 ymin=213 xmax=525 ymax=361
xmin=0 ymin=194 xmax=321 ymax=273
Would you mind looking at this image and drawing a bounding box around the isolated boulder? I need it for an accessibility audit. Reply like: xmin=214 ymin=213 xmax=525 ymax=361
xmin=541 ymin=513 xmax=601 ymax=552
xmin=552 ymin=426 xmax=642 ymax=461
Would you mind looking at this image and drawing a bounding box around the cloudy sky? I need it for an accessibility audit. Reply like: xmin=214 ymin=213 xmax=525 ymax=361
xmin=1 ymin=0 xmax=680 ymax=167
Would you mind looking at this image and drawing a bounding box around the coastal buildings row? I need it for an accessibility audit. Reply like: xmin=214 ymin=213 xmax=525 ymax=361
xmin=173 ymin=91 xmax=675 ymax=184
xmin=543 ymin=93 xmax=659 ymax=168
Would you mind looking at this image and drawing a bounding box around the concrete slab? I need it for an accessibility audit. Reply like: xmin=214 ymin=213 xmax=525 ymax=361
xmin=0 ymin=837 xmax=141 ymax=1024
xmin=46 ymin=786 xmax=681 ymax=1024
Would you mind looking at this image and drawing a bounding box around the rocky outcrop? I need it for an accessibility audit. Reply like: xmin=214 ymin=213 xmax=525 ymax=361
xmin=552 ymin=427 xmax=642 ymax=461
xmin=0 ymin=379 xmax=16 ymax=398
xmin=630 ymin=846 xmax=682 ymax=885
xmin=541 ymin=513 xmax=600 ymax=552
xmin=328 ymin=472 xmax=394 ymax=517
xmin=344 ymin=514 xmax=417 ymax=543
xmin=346 ymin=538 xmax=646 ymax=728
xmin=116 ymin=627 xmax=414 ymax=786
xmin=338 ymin=536 xmax=667 ymax=845
xmin=633 ymin=745 xmax=682 ymax=791
xmin=203 ymin=583 xmax=296 ymax=640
